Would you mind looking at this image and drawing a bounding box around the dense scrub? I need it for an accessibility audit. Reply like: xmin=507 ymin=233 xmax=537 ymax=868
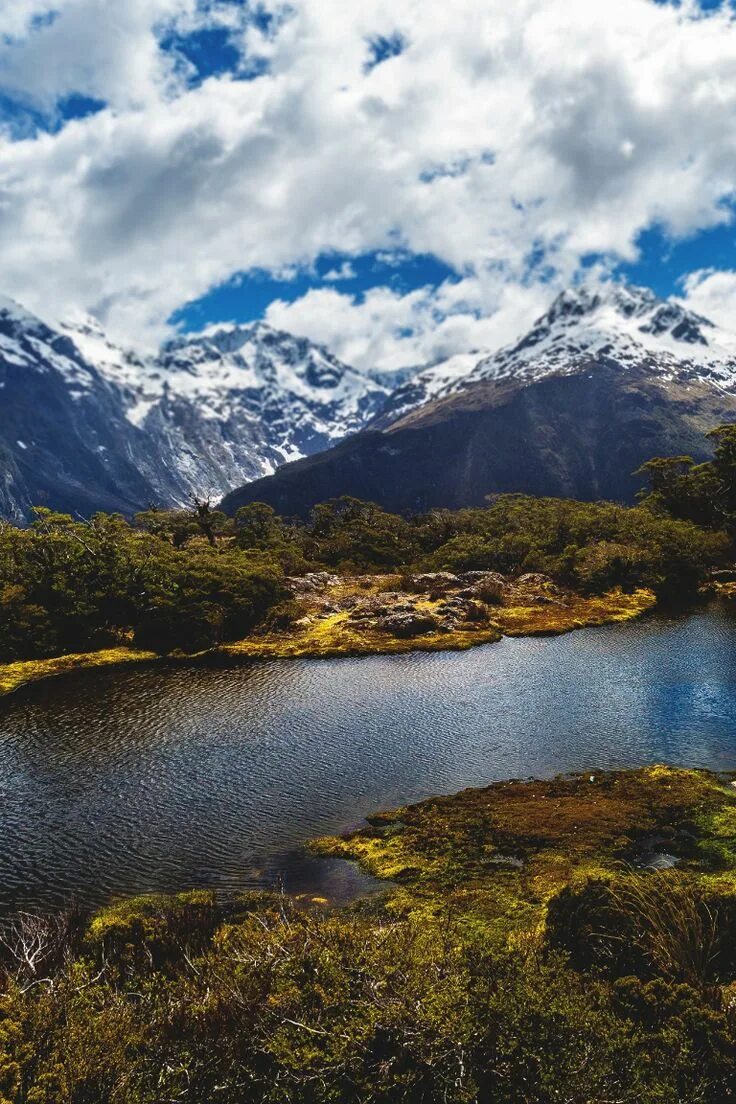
xmin=233 ymin=492 xmax=728 ymax=592
xmin=0 ymin=497 xmax=723 ymax=666
xmin=0 ymin=509 xmax=286 ymax=662
xmin=3 ymin=768 xmax=736 ymax=1102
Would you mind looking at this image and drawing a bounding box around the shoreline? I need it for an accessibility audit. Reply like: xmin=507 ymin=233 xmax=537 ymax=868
xmin=0 ymin=585 xmax=656 ymax=700
xmin=309 ymin=764 xmax=736 ymax=924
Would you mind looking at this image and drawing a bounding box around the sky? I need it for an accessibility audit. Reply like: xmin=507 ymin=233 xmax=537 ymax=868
xmin=1 ymin=0 xmax=736 ymax=371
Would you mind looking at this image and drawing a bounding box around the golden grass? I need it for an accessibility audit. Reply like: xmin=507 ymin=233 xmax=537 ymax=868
xmin=493 ymin=587 xmax=657 ymax=637
xmin=221 ymin=587 xmax=655 ymax=660
xmin=0 ymin=646 xmax=158 ymax=698
xmin=312 ymin=765 xmax=736 ymax=930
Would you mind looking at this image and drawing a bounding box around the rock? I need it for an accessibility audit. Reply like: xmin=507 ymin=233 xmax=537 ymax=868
xmin=406 ymin=572 xmax=460 ymax=594
xmin=516 ymin=572 xmax=555 ymax=588
xmin=463 ymin=600 xmax=491 ymax=622
xmin=286 ymin=572 xmax=340 ymax=594
xmin=710 ymin=569 xmax=736 ymax=583
xmin=461 ymin=570 xmax=506 ymax=585
xmin=465 ymin=572 xmax=508 ymax=604
xmin=378 ymin=612 xmax=439 ymax=638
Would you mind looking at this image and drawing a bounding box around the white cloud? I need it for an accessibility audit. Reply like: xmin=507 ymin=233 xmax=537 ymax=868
xmin=0 ymin=0 xmax=736 ymax=360
xmin=679 ymin=268 xmax=736 ymax=330
xmin=266 ymin=276 xmax=551 ymax=371
xmin=323 ymin=261 xmax=356 ymax=282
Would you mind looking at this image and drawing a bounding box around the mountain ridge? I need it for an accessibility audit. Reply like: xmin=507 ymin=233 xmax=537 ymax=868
xmin=0 ymin=300 xmax=393 ymax=520
xmin=222 ymin=282 xmax=736 ymax=517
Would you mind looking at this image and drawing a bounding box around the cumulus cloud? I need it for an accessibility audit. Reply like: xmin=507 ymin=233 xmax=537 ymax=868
xmin=322 ymin=261 xmax=356 ymax=282
xmin=0 ymin=0 xmax=736 ymax=360
xmin=680 ymin=269 xmax=736 ymax=330
xmin=266 ymin=277 xmax=551 ymax=371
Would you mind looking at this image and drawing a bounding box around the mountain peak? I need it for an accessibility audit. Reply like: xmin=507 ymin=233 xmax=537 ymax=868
xmin=457 ymin=280 xmax=736 ymax=392
xmin=545 ymin=282 xmax=662 ymax=326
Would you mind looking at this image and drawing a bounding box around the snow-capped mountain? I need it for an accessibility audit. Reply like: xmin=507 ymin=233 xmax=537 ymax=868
xmin=0 ymin=299 xmax=391 ymax=520
xmin=372 ymin=284 xmax=736 ymax=430
xmin=0 ymin=297 xmax=192 ymax=522
xmin=452 ymin=283 xmax=736 ymax=392
xmin=370 ymin=351 xmax=490 ymax=429
xmin=223 ymin=282 xmax=736 ymax=518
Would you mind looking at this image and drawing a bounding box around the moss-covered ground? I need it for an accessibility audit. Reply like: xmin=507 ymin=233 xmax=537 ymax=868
xmin=0 ymin=645 xmax=158 ymax=697
xmin=5 ymin=767 xmax=736 ymax=1101
xmin=312 ymin=765 xmax=736 ymax=934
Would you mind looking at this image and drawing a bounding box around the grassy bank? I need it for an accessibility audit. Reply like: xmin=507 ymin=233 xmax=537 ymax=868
xmin=0 ymin=585 xmax=655 ymax=698
xmin=312 ymin=764 xmax=736 ymax=929
xmin=0 ymin=645 xmax=158 ymax=697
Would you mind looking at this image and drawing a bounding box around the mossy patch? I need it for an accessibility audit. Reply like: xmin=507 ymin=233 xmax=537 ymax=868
xmin=0 ymin=646 xmax=157 ymax=698
xmin=493 ymin=587 xmax=656 ymax=636
xmin=0 ymin=586 xmax=656 ymax=698
xmin=220 ymin=587 xmax=655 ymax=660
xmin=312 ymin=766 xmax=736 ymax=933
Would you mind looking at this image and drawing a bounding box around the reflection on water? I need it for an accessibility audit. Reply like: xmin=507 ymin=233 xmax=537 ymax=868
xmin=1 ymin=605 xmax=735 ymax=914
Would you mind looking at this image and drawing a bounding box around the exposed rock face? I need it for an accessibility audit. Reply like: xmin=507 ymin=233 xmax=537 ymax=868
xmin=0 ymin=300 xmax=391 ymax=520
xmin=377 ymin=611 xmax=440 ymax=637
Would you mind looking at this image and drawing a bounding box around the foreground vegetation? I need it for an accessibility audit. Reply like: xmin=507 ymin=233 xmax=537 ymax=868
xmin=3 ymin=767 xmax=736 ymax=1102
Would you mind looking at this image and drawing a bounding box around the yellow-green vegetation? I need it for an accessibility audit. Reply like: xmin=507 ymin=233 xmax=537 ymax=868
xmin=223 ymin=586 xmax=655 ymax=659
xmin=492 ymin=585 xmax=656 ymax=636
xmin=312 ymin=765 xmax=736 ymax=930
xmin=0 ymin=645 xmax=157 ymax=697
xmin=222 ymin=607 xmax=504 ymax=658
xmin=0 ymin=582 xmax=655 ymax=697
xmin=4 ymin=767 xmax=736 ymax=1102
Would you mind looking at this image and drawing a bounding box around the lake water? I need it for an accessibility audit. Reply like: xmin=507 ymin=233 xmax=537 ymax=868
xmin=1 ymin=605 xmax=736 ymax=915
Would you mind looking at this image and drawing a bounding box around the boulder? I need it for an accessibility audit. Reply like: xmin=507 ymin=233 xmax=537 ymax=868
xmin=709 ymin=569 xmax=736 ymax=583
xmin=286 ymin=572 xmax=340 ymax=594
xmin=406 ymin=572 xmax=460 ymax=594
xmin=460 ymin=570 xmax=506 ymax=585
xmin=466 ymin=572 xmax=507 ymax=604
xmin=378 ymin=612 xmax=440 ymax=638
xmin=463 ymin=600 xmax=491 ymax=622
xmin=516 ymin=572 xmax=555 ymax=588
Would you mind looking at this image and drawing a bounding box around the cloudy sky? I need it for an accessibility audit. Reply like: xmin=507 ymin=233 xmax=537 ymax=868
xmin=2 ymin=0 xmax=736 ymax=369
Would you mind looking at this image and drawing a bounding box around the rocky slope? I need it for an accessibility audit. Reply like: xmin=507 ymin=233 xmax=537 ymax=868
xmin=222 ymin=284 xmax=736 ymax=516
xmin=0 ymin=300 xmax=391 ymax=520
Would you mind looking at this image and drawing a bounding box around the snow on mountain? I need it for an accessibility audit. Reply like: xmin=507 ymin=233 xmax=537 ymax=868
xmin=0 ymin=296 xmax=100 ymax=396
xmin=372 ymin=284 xmax=736 ymax=430
xmin=370 ymin=351 xmax=490 ymax=428
xmin=152 ymin=321 xmax=390 ymax=461
xmin=223 ymin=283 xmax=736 ymax=521
xmin=452 ymin=284 xmax=736 ymax=394
xmin=1 ymin=303 xmax=393 ymax=519
xmin=8 ymin=278 xmax=735 ymax=523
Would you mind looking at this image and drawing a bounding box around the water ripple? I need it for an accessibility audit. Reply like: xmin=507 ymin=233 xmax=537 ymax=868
xmin=0 ymin=607 xmax=735 ymax=913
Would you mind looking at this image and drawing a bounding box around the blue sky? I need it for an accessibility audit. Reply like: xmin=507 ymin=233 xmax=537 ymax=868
xmin=2 ymin=0 xmax=736 ymax=369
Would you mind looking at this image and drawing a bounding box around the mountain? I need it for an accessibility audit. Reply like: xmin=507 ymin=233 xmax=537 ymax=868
xmin=0 ymin=301 xmax=390 ymax=520
xmin=0 ymin=296 xmax=166 ymax=522
xmin=221 ymin=283 xmax=736 ymax=517
xmin=369 ymin=351 xmax=490 ymax=428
